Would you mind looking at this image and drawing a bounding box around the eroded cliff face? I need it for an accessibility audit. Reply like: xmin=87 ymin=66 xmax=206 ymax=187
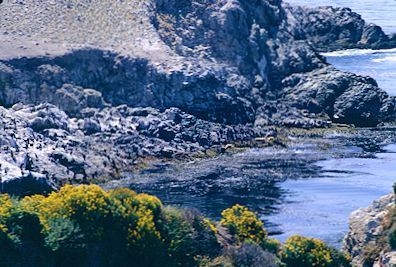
xmin=2 ymin=0 xmax=395 ymax=127
xmin=344 ymin=194 xmax=396 ymax=267
xmin=0 ymin=0 xmax=395 ymax=193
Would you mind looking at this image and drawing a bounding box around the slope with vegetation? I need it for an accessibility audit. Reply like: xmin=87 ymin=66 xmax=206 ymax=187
xmin=0 ymin=184 xmax=350 ymax=267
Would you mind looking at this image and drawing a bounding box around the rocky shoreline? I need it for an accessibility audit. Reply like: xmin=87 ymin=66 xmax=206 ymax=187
xmin=284 ymin=4 xmax=396 ymax=52
xmin=344 ymin=193 xmax=396 ymax=267
xmin=0 ymin=0 xmax=396 ymax=195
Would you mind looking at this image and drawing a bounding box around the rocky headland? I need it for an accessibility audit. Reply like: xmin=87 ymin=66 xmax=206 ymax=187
xmin=0 ymin=0 xmax=396 ymax=195
xmin=284 ymin=4 xmax=396 ymax=52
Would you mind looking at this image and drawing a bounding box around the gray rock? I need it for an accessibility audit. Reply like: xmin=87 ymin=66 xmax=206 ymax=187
xmin=282 ymin=66 xmax=394 ymax=126
xmin=284 ymin=4 xmax=396 ymax=52
xmin=0 ymin=172 xmax=56 ymax=196
xmin=344 ymin=194 xmax=395 ymax=267
xmin=0 ymin=0 xmax=395 ymax=191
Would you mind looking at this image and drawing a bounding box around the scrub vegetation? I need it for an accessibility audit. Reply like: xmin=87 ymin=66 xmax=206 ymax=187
xmin=0 ymin=184 xmax=350 ymax=267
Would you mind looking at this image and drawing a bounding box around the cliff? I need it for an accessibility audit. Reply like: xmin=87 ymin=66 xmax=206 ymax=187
xmin=344 ymin=194 xmax=396 ymax=267
xmin=0 ymin=0 xmax=395 ymax=194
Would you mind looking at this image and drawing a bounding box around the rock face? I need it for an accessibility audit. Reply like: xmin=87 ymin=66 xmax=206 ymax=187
xmin=285 ymin=4 xmax=396 ymax=52
xmin=0 ymin=0 xmax=395 ymax=193
xmin=344 ymin=194 xmax=396 ymax=267
xmin=0 ymin=103 xmax=270 ymax=195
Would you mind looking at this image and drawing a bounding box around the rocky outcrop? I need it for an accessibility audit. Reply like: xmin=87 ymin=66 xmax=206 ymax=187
xmin=281 ymin=66 xmax=395 ymax=126
xmin=0 ymin=0 xmax=395 ymax=192
xmin=344 ymin=194 xmax=396 ymax=267
xmin=0 ymin=101 xmax=273 ymax=195
xmin=284 ymin=4 xmax=396 ymax=52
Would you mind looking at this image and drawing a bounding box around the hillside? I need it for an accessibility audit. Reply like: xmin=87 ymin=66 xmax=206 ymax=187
xmin=0 ymin=0 xmax=395 ymax=193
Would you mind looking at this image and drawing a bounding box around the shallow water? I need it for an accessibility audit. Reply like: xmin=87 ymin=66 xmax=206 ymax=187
xmin=106 ymin=130 xmax=396 ymax=247
xmin=269 ymin=0 xmax=396 ymax=245
xmin=268 ymin=143 xmax=396 ymax=247
xmin=104 ymin=0 xmax=396 ymax=248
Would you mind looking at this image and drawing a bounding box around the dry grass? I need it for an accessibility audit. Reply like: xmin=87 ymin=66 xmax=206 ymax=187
xmin=0 ymin=0 xmax=169 ymax=56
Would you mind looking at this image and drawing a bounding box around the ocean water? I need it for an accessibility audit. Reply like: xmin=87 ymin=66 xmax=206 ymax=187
xmin=105 ymin=0 xmax=396 ymax=249
xmin=110 ymin=130 xmax=396 ymax=248
xmin=286 ymin=0 xmax=396 ymax=34
xmin=324 ymin=48 xmax=396 ymax=95
xmin=287 ymin=0 xmax=396 ymax=96
xmin=267 ymin=144 xmax=396 ymax=247
xmin=274 ymin=1 xmax=396 ymax=246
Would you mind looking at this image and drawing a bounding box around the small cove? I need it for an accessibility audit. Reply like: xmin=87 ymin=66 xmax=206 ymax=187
xmin=105 ymin=129 xmax=396 ymax=247
xmin=104 ymin=0 xmax=396 ymax=248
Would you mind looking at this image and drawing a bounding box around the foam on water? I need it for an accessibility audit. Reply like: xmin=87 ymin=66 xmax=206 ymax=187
xmin=287 ymin=1 xmax=396 ymax=94
xmin=323 ymin=48 xmax=396 ymax=95
xmin=322 ymin=48 xmax=396 ymax=57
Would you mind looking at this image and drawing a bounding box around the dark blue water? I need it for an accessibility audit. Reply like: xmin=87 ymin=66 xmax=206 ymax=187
xmin=267 ymin=143 xmax=396 ymax=247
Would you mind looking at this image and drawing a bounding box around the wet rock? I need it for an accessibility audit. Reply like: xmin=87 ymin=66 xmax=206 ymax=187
xmin=0 ymin=103 xmax=272 ymax=193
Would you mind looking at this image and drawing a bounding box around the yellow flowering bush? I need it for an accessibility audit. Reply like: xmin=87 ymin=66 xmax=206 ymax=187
xmin=0 ymin=185 xmax=350 ymax=267
xmin=0 ymin=194 xmax=13 ymax=233
xmin=108 ymin=187 xmax=137 ymax=202
xmin=19 ymin=195 xmax=45 ymax=213
xmin=128 ymin=208 xmax=161 ymax=247
xmin=132 ymin=193 xmax=162 ymax=218
xmin=220 ymin=204 xmax=267 ymax=244
xmin=281 ymin=235 xmax=350 ymax=267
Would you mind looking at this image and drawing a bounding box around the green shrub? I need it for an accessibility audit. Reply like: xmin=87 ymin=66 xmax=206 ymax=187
xmin=0 ymin=185 xmax=350 ymax=267
xmin=161 ymin=207 xmax=221 ymax=267
xmin=389 ymin=227 xmax=396 ymax=249
xmin=227 ymin=243 xmax=279 ymax=267
xmin=220 ymin=205 xmax=267 ymax=245
xmin=262 ymin=238 xmax=282 ymax=254
xmin=393 ymin=182 xmax=396 ymax=196
xmin=281 ymin=235 xmax=350 ymax=267
xmin=329 ymin=247 xmax=351 ymax=267
xmin=44 ymin=218 xmax=85 ymax=252
xmin=393 ymin=182 xmax=396 ymax=208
